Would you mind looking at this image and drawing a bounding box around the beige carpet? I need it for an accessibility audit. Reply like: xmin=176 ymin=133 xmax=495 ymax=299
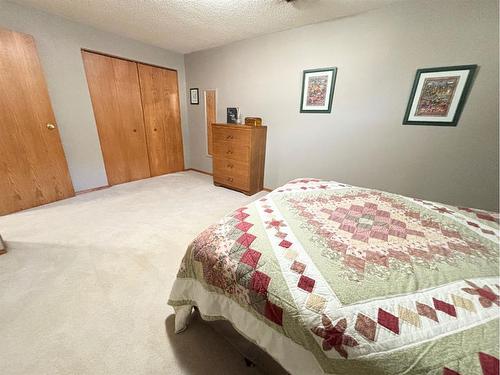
xmin=0 ymin=171 xmax=269 ymax=375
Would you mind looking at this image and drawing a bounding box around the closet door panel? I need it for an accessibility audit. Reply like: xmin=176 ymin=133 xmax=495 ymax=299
xmin=0 ymin=28 xmax=74 ymax=216
xmin=138 ymin=64 xmax=184 ymax=175
xmin=82 ymin=51 xmax=150 ymax=185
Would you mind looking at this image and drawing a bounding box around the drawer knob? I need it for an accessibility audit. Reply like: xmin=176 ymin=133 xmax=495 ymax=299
xmin=227 ymin=164 xmax=234 ymax=169
xmin=226 ymin=150 xmax=233 ymax=155
xmin=226 ymin=135 xmax=234 ymax=140
xmin=226 ymin=177 xmax=234 ymax=182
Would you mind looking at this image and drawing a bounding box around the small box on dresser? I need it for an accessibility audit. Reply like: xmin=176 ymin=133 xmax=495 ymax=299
xmin=212 ymin=123 xmax=267 ymax=195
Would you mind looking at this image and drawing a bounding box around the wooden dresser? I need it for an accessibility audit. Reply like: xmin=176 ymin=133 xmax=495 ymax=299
xmin=212 ymin=123 xmax=267 ymax=195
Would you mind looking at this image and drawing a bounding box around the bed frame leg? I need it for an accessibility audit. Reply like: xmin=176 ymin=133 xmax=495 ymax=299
xmin=0 ymin=235 xmax=6 ymax=255
xmin=244 ymin=357 xmax=256 ymax=367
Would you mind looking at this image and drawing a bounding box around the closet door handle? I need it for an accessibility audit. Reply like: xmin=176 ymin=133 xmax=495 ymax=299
xmin=46 ymin=123 xmax=56 ymax=130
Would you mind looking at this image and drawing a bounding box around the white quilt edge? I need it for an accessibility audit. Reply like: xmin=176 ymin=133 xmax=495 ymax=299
xmin=168 ymin=277 xmax=326 ymax=375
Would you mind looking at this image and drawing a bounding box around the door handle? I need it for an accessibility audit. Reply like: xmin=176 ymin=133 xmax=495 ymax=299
xmin=46 ymin=123 xmax=56 ymax=130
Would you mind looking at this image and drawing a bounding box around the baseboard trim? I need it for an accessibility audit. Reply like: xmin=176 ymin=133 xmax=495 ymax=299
xmin=184 ymin=168 xmax=273 ymax=192
xmin=184 ymin=168 xmax=213 ymax=176
xmin=76 ymin=171 xmax=274 ymax=195
xmin=76 ymin=185 xmax=110 ymax=195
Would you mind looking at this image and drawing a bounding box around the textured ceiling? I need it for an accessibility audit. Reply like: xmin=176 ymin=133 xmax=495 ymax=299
xmin=11 ymin=0 xmax=400 ymax=53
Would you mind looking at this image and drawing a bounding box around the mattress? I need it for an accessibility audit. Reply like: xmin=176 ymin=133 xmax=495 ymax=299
xmin=168 ymin=178 xmax=499 ymax=374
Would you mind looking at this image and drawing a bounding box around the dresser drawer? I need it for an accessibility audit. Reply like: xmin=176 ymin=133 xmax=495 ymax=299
xmin=213 ymin=158 xmax=250 ymax=191
xmin=213 ymin=126 xmax=251 ymax=145
xmin=213 ymin=142 xmax=250 ymax=163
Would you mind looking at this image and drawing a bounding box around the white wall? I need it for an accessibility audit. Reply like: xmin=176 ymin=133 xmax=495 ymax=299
xmin=0 ymin=1 xmax=189 ymax=191
xmin=185 ymin=0 xmax=499 ymax=211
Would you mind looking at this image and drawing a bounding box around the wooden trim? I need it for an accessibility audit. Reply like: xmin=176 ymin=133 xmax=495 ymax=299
xmin=184 ymin=168 xmax=213 ymax=176
xmin=81 ymin=48 xmax=177 ymax=73
xmin=205 ymin=90 xmax=217 ymax=156
xmin=76 ymin=172 xmax=273 ymax=195
xmin=185 ymin=168 xmax=273 ymax=193
xmin=75 ymin=185 xmax=110 ymax=195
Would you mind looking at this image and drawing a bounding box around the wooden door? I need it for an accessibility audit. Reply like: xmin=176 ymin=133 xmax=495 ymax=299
xmin=0 ymin=28 xmax=74 ymax=216
xmin=82 ymin=51 xmax=151 ymax=185
xmin=205 ymin=90 xmax=216 ymax=156
xmin=137 ymin=64 xmax=184 ymax=175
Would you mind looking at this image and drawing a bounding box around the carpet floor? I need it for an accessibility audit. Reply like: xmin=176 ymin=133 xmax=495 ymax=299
xmin=0 ymin=171 xmax=269 ymax=375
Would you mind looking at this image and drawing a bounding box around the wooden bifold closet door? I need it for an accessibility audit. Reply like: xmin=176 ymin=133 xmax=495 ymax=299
xmin=137 ymin=64 xmax=184 ymax=175
xmin=0 ymin=28 xmax=74 ymax=216
xmin=82 ymin=51 xmax=184 ymax=185
xmin=82 ymin=51 xmax=151 ymax=185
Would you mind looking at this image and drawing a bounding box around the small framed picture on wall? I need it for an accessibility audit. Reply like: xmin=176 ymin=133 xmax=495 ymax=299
xmin=300 ymin=67 xmax=337 ymax=113
xmin=190 ymin=88 xmax=199 ymax=105
xmin=403 ymin=65 xmax=477 ymax=126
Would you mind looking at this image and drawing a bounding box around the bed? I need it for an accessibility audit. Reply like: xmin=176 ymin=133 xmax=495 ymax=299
xmin=168 ymin=178 xmax=499 ymax=374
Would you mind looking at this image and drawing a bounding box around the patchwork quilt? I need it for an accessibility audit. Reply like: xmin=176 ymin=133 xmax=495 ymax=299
xmin=168 ymin=179 xmax=499 ymax=375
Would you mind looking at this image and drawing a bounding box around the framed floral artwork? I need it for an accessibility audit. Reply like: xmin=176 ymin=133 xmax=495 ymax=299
xmin=300 ymin=67 xmax=337 ymax=113
xmin=403 ymin=65 xmax=477 ymax=126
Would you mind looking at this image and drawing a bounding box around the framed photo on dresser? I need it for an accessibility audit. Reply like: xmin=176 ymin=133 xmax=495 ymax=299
xmin=403 ymin=65 xmax=477 ymax=126
xmin=300 ymin=67 xmax=337 ymax=113
xmin=226 ymin=107 xmax=238 ymax=123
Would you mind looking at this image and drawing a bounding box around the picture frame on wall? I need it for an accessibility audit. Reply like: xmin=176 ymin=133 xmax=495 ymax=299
xmin=403 ymin=65 xmax=477 ymax=126
xmin=190 ymin=88 xmax=199 ymax=105
xmin=300 ymin=67 xmax=337 ymax=113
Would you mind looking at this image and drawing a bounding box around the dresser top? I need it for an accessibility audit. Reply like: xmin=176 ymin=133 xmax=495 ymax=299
xmin=212 ymin=123 xmax=267 ymax=129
